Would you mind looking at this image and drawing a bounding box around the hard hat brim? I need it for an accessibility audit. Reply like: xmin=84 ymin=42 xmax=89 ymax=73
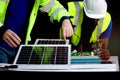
xmin=84 ymin=7 xmax=106 ymax=19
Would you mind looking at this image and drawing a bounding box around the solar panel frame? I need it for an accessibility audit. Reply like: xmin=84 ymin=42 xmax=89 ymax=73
xmin=13 ymin=44 xmax=71 ymax=70
xmin=34 ymin=39 xmax=69 ymax=45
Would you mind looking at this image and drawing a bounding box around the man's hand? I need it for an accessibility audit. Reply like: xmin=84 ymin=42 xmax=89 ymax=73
xmin=61 ymin=19 xmax=74 ymax=41
xmin=100 ymin=49 xmax=110 ymax=60
xmin=2 ymin=29 xmax=21 ymax=48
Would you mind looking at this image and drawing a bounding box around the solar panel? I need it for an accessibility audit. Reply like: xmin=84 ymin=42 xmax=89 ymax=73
xmin=13 ymin=44 xmax=71 ymax=70
xmin=34 ymin=39 xmax=69 ymax=45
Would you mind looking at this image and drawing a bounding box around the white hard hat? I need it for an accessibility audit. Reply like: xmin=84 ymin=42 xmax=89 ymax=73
xmin=83 ymin=0 xmax=107 ymax=19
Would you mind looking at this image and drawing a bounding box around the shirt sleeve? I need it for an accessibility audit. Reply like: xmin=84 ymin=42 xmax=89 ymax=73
xmin=100 ymin=20 xmax=113 ymax=38
xmin=39 ymin=0 xmax=70 ymax=23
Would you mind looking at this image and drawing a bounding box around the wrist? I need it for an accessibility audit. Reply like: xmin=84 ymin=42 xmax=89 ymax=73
xmin=60 ymin=16 xmax=73 ymax=24
xmin=0 ymin=26 xmax=9 ymax=40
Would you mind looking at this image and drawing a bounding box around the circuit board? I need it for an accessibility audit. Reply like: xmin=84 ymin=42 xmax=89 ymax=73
xmin=71 ymin=52 xmax=101 ymax=64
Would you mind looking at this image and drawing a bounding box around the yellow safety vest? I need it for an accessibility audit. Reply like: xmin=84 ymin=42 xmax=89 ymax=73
xmin=67 ymin=1 xmax=111 ymax=46
xmin=0 ymin=0 xmax=70 ymax=44
xmin=0 ymin=0 xmax=10 ymax=27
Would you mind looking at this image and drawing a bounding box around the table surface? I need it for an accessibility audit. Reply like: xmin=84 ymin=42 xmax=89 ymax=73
xmin=6 ymin=56 xmax=119 ymax=72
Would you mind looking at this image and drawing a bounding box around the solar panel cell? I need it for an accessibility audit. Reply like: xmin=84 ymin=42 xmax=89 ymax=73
xmin=13 ymin=44 xmax=71 ymax=70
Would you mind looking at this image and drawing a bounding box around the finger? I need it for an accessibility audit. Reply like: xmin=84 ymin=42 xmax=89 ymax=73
xmin=100 ymin=55 xmax=110 ymax=60
xmin=70 ymin=29 xmax=74 ymax=37
xmin=11 ymin=32 xmax=21 ymax=45
xmin=66 ymin=29 xmax=73 ymax=37
xmin=62 ymin=29 xmax=67 ymax=42
xmin=10 ymin=30 xmax=21 ymax=42
xmin=4 ymin=36 xmax=17 ymax=48
xmin=63 ymin=34 xmax=66 ymax=42
xmin=63 ymin=37 xmax=66 ymax=42
xmin=6 ymin=31 xmax=21 ymax=47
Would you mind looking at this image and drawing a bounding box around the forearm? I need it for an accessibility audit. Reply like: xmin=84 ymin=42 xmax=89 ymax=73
xmin=100 ymin=38 xmax=110 ymax=60
xmin=0 ymin=25 xmax=9 ymax=42
xmin=100 ymin=38 xmax=109 ymax=50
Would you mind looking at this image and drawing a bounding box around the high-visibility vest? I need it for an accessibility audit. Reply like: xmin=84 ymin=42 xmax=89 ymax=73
xmin=0 ymin=0 xmax=10 ymax=27
xmin=67 ymin=1 xmax=111 ymax=46
xmin=0 ymin=0 xmax=70 ymax=44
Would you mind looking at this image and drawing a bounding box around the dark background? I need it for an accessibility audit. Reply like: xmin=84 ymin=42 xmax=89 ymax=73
xmin=105 ymin=0 xmax=120 ymax=62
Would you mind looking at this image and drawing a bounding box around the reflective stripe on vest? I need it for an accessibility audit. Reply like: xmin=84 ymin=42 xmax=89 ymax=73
xmin=39 ymin=0 xmax=55 ymax=12
xmin=39 ymin=0 xmax=56 ymax=23
xmin=97 ymin=18 xmax=104 ymax=39
xmin=0 ymin=20 xmax=3 ymax=27
xmin=73 ymin=2 xmax=82 ymax=31
xmin=90 ymin=18 xmax=104 ymax=43
xmin=0 ymin=0 xmax=10 ymax=27
xmin=1 ymin=0 xmax=9 ymax=2
xmin=50 ymin=7 xmax=65 ymax=23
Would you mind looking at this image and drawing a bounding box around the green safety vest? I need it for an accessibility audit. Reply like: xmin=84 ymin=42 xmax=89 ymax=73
xmin=0 ymin=0 xmax=70 ymax=44
xmin=67 ymin=1 xmax=111 ymax=46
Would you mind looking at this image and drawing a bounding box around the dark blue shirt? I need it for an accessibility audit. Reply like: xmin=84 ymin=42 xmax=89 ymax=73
xmin=0 ymin=0 xmax=30 ymax=50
